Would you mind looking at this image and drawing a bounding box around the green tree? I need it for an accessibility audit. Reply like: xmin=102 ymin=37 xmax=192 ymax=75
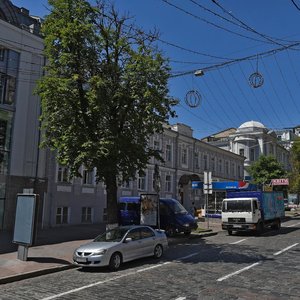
xmin=289 ymin=138 xmax=300 ymax=194
xmin=37 ymin=0 xmax=177 ymax=225
xmin=247 ymin=155 xmax=287 ymax=186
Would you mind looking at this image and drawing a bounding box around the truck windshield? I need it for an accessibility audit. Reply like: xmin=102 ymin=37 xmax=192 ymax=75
xmin=222 ymin=200 xmax=252 ymax=212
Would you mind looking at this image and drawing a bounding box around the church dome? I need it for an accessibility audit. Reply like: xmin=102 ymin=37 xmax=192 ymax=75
xmin=238 ymin=120 xmax=266 ymax=129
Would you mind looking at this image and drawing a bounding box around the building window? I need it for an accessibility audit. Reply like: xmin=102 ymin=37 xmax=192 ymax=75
xmin=250 ymin=149 xmax=255 ymax=161
xmin=194 ymin=152 xmax=199 ymax=169
xmin=231 ymin=162 xmax=235 ymax=176
xmin=82 ymin=167 xmax=94 ymax=185
xmin=122 ymin=181 xmax=131 ymax=189
xmin=239 ymin=149 xmax=244 ymax=157
xmin=181 ymin=148 xmax=187 ymax=165
xmin=57 ymin=166 xmax=70 ymax=183
xmin=0 ymin=48 xmax=5 ymax=61
xmin=204 ymin=154 xmax=208 ymax=170
xmin=165 ymin=174 xmax=172 ymax=192
xmin=56 ymin=207 xmax=69 ymax=224
xmin=165 ymin=144 xmax=172 ymax=162
xmin=138 ymin=175 xmax=146 ymax=190
xmin=154 ymin=140 xmax=160 ymax=150
xmin=218 ymin=159 xmax=222 ymax=173
xmin=57 ymin=165 xmax=70 ymax=183
xmin=211 ymin=157 xmax=215 ymax=172
xmin=81 ymin=207 xmax=92 ymax=223
xmin=225 ymin=161 xmax=229 ymax=175
xmin=0 ymin=74 xmax=16 ymax=105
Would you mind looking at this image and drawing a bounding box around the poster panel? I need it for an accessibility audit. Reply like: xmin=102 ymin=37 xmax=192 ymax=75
xmin=13 ymin=194 xmax=37 ymax=246
xmin=140 ymin=194 xmax=159 ymax=226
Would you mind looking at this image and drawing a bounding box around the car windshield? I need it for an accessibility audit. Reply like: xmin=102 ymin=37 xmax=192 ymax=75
xmin=222 ymin=200 xmax=252 ymax=212
xmin=168 ymin=201 xmax=188 ymax=214
xmin=93 ymin=227 xmax=129 ymax=242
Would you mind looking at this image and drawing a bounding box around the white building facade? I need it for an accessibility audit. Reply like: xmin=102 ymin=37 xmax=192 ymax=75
xmin=0 ymin=1 xmax=47 ymax=230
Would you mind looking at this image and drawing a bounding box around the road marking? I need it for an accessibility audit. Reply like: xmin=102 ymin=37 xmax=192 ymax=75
xmin=178 ymin=252 xmax=199 ymax=260
xmin=285 ymin=222 xmax=300 ymax=228
xmin=273 ymin=243 xmax=299 ymax=256
xmin=41 ymin=262 xmax=171 ymax=300
xmin=230 ymin=239 xmax=247 ymax=245
xmin=216 ymin=262 xmax=261 ymax=282
xmin=175 ymin=297 xmax=186 ymax=300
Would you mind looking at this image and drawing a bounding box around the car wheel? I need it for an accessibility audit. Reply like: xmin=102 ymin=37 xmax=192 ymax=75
xmin=109 ymin=252 xmax=122 ymax=271
xmin=153 ymin=244 xmax=163 ymax=258
xmin=184 ymin=230 xmax=191 ymax=236
xmin=228 ymin=230 xmax=232 ymax=235
xmin=166 ymin=226 xmax=176 ymax=237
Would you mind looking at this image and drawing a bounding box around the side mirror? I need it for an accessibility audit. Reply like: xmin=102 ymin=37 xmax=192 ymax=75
xmin=125 ymin=237 xmax=132 ymax=243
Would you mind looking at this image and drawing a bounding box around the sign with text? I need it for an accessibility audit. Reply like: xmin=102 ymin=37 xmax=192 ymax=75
xmin=271 ymin=178 xmax=289 ymax=186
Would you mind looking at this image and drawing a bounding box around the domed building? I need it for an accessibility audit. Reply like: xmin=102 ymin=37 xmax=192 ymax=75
xmin=202 ymin=120 xmax=291 ymax=177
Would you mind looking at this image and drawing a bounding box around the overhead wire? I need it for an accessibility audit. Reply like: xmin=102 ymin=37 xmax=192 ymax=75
xmin=237 ymin=63 xmax=276 ymax=128
xmin=211 ymin=0 xmax=293 ymax=46
xmin=226 ymin=65 xmax=261 ymax=119
xmin=248 ymin=59 xmax=286 ymax=127
xmin=273 ymin=54 xmax=300 ymax=115
xmin=170 ymin=41 xmax=300 ymax=77
xmin=161 ymin=0 xmax=270 ymax=44
xmin=260 ymin=58 xmax=293 ymax=125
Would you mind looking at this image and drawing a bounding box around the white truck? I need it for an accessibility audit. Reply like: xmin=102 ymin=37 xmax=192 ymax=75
xmin=221 ymin=191 xmax=285 ymax=235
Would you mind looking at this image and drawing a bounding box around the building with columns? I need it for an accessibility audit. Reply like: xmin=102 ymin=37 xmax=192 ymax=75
xmin=202 ymin=120 xmax=291 ymax=178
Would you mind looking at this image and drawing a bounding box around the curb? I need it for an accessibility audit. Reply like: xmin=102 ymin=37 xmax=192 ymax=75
xmin=0 ymin=264 xmax=76 ymax=285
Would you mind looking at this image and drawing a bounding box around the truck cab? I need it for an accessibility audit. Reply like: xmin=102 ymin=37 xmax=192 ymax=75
xmin=222 ymin=197 xmax=261 ymax=234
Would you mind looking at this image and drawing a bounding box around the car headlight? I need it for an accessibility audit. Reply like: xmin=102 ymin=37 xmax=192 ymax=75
xmin=93 ymin=249 xmax=107 ymax=256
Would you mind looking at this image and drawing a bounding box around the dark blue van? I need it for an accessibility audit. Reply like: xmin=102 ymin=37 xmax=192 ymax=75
xmin=118 ymin=197 xmax=198 ymax=236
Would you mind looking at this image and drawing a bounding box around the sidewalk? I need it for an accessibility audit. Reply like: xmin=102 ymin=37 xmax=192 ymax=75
xmin=0 ymin=221 xmax=221 ymax=285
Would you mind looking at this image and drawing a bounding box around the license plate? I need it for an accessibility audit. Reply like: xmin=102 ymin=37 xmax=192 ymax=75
xmin=234 ymin=225 xmax=242 ymax=228
xmin=76 ymin=257 xmax=87 ymax=263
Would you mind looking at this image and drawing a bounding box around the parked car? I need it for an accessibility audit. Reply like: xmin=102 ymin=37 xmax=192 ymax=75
xmin=73 ymin=225 xmax=168 ymax=271
xmin=118 ymin=197 xmax=198 ymax=236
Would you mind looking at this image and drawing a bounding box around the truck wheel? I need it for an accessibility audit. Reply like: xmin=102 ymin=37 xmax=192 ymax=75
xmin=256 ymin=222 xmax=264 ymax=235
xmin=228 ymin=230 xmax=232 ymax=235
xmin=276 ymin=220 xmax=281 ymax=230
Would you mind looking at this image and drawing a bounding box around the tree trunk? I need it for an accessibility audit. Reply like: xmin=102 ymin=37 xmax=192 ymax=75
xmin=105 ymin=172 xmax=119 ymax=228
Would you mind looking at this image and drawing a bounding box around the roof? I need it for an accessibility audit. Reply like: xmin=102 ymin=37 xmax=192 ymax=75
xmin=238 ymin=121 xmax=266 ymax=129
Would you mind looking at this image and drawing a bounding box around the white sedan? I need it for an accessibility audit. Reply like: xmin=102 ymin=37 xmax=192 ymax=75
xmin=73 ymin=225 xmax=168 ymax=271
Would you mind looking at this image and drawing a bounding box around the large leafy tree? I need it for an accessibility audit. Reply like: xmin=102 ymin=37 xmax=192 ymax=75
xmin=37 ymin=0 xmax=177 ymax=225
xmin=247 ymin=155 xmax=287 ymax=186
xmin=289 ymin=138 xmax=300 ymax=194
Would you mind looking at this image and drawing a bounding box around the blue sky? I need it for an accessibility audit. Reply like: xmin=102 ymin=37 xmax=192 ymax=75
xmin=12 ymin=0 xmax=300 ymax=138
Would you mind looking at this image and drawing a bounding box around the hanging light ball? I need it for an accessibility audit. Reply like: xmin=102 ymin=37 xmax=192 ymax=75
xmin=249 ymin=72 xmax=264 ymax=88
xmin=185 ymin=90 xmax=202 ymax=108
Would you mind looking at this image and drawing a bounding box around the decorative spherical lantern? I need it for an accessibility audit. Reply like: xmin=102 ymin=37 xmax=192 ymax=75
xmin=249 ymin=71 xmax=264 ymax=88
xmin=185 ymin=90 xmax=202 ymax=108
